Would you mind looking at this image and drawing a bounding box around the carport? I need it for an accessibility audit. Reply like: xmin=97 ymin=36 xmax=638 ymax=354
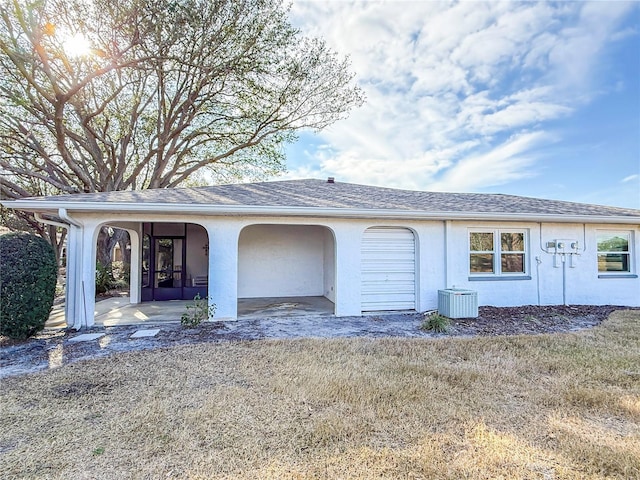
xmin=237 ymin=224 xmax=336 ymax=315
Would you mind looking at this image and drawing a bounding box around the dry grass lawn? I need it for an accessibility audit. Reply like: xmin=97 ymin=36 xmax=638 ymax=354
xmin=1 ymin=310 xmax=639 ymax=479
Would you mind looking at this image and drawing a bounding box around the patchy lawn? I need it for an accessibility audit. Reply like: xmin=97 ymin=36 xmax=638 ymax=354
xmin=1 ymin=310 xmax=638 ymax=479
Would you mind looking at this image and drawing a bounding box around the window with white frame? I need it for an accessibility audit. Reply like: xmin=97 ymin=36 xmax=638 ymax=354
xmin=597 ymin=231 xmax=631 ymax=273
xmin=469 ymin=230 xmax=527 ymax=275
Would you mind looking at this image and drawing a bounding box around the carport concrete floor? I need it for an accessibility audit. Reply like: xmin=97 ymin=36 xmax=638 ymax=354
xmin=47 ymin=296 xmax=335 ymax=327
xmin=238 ymin=296 xmax=334 ymax=319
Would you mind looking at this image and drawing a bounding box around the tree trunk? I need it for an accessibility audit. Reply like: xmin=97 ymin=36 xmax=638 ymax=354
xmin=96 ymin=227 xmax=121 ymax=269
xmin=46 ymin=224 xmax=66 ymax=267
xmin=117 ymin=230 xmax=131 ymax=265
xmin=96 ymin=227 xmax=131 ymax=282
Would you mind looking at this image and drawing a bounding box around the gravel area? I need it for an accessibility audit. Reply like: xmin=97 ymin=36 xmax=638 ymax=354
xmin=0 ymin=305 xmax=634 ymax=379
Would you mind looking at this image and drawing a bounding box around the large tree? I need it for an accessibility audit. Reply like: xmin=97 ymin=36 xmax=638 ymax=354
xmin=0 ymin=0 xmax=362 ymax=197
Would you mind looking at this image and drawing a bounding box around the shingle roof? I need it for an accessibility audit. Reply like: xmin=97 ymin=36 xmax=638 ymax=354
xmin=20 ymin=179 xmax=640 ymax=218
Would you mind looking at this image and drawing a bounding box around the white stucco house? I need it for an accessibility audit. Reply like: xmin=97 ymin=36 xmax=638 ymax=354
xmin=3 ymin=178 xmax=639 ymax=329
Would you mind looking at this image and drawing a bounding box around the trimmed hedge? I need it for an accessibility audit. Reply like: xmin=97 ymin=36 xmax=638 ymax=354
xmin=0 ymin=232 xmax=57 ymax=339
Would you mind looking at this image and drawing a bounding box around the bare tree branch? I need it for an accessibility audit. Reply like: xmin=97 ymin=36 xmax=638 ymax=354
xmin=0 ymin=0 xmax=364 ymax=202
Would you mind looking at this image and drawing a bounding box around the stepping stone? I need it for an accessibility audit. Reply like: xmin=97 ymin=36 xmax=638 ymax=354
xmin=130 ymin=329 xmax=160 ymax=339
xmin=68 ymin=333 xmax=105 ymax=343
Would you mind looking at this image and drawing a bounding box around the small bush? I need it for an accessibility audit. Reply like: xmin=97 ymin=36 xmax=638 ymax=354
xmin=420 ymin=312 xmax=451 ymax=333
xmin=96 ymin=261 xmax=129 ymax=294
xmin=0 ymin=232 xmax=57 ymax=339
xmin=181 ymin=294 xmax=216 ymax=328
xmin=95 ymin=262 xmax=114 ymax=294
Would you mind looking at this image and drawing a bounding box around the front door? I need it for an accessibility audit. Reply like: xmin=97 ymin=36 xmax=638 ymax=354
xmin=153 ymin=238 xmax=184 ymax=300
xmin=141 ymin=223 xmax=208 ymax=302
xmin=142 ymin=236 xmax=184 ymax=301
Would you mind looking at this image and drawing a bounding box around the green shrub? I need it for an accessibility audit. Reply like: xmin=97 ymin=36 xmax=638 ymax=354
xmin=95 ymin=261 xmax=114 ymax=294
xmin=420 ymin=312 xmax=451 ymax=333
xmin=181 ymin=294 xmax=216 ymax=328
xmin=0 ymin=232 xmax=57 ymax=339
xmin=96 ymin=261 xmax=129 ymax=294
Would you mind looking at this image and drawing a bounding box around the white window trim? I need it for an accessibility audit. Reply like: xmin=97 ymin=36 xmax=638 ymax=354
xmin=596 ymin=229 xmax=633 ymax=277
xmin=469 ymin=228 xmax=529 ymax=277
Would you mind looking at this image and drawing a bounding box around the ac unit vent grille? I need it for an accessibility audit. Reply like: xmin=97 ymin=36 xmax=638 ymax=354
xmin=438 ymin=289 xmax=478 ymax=318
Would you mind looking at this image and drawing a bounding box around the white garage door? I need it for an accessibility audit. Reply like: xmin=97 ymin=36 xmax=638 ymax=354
xmin=361 ymin=227 xmax=416 ymax=312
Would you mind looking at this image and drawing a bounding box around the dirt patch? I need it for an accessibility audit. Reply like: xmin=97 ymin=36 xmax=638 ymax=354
xmin=0 ymin=305 xmax=635 ymax=379
xmin=447 ymin=304 xmax=626 ymax=336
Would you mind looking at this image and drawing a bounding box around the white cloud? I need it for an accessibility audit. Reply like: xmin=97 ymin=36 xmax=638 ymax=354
xmin=468 ymin=101 xmax=573 ymax=136
xmin=427 ymin=131 xmax=552 ymax=192
xmin=621 ymin=174 xmax=639 ymax=183
xmin=287 ymin=1 xmax=637 ymax=193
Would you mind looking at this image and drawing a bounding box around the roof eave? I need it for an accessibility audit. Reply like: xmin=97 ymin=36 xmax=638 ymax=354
xmin=2 ymin=200 xmax=639 ymax=225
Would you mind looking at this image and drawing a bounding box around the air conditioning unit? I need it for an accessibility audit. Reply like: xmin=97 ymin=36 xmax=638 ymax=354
xmin=438 ymin=289 xmax=478 ymax=318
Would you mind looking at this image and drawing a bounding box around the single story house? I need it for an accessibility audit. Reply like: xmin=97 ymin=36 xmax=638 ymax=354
xmin=3 ymin=178 xmax=639 ymax=329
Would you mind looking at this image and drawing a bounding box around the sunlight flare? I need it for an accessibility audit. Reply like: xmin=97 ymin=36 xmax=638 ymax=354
xmin=62 ymin=32 xmax=92 ymax=58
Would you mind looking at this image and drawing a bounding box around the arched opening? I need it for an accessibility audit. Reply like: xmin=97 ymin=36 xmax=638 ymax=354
xmin=361 ymin=227 xmax=417 ymax=312
xmin=141 ymin=222 xmax=208 ymax=301
xmin=95 ymin=226 xmax=131 ymax=297
xmin=237 ymin=224 xmax=336 ymax=316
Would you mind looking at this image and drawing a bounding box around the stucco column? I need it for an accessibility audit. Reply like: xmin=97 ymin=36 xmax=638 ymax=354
xmin=127 ymin=226 xmax=142 ymax=304
xmin=333 ymin=224 xmax=365 ymax=317
xmin=204 ymin=221 xmax=242 ymax=320
xmin=64 ymin=224 xmax=82 ymax=329
xmin=62 ymin=218 xmax=98 ymax=329
xmin=78 ymin=220 xmax=102 ymax=328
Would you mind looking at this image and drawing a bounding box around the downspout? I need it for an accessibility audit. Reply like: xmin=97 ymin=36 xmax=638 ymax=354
xmin=34 ymin=212 xmax=69 ymax=230
xmin=57 ymin=208 xmax=82 ymax=227
xmin=57 ymin=209 xmax=86 ymax=329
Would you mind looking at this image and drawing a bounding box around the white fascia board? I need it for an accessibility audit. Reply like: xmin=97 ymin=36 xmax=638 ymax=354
xmin=3 ymin=199 xmax=640 ymax=225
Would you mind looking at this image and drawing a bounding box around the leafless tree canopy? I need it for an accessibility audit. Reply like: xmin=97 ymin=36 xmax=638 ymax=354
xmin=0 ymin=0 xmax=364 ymax=200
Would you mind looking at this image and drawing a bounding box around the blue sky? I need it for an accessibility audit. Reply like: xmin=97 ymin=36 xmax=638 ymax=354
xmin=283 ymin=1 xmax=640 ymax=209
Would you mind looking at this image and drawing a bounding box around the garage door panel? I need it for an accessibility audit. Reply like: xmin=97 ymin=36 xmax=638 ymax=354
xmin=362 ymin=257 xmax=415 ymax=266
xmin=362 ymin=276 xmax=415 ymax=285
xmin=361 ymin=297 xmax=416 ymax=311
xmin=362 ymin=256 xmax=415 ymax=264
xmin=361 ymin=227 xmax=416 ymax=312
xmin=362 ymin=264 xmax=415 ymax=274
xmin=362 ymin=282 xmax=415 ymax=294
xmin=363 ymin=272 xmax=415 ymax=281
